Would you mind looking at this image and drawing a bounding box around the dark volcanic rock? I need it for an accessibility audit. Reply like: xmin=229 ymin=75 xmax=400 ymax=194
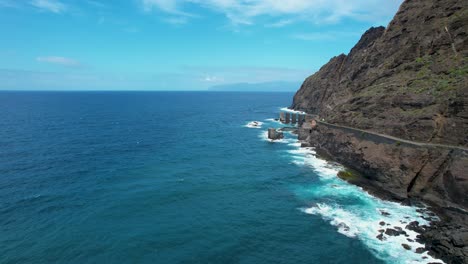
xmin=451 ymin=232 xmax=468 ymax=247
xmin=407 ymin=221 xmax=425 ymax=233
xmin=337 ymin=222 xmax=350 ymax=232
xmin=402 ymin=244 xmax=412 ymax=250
xmin=267 ymin=128 xmax=284 ymax=140
xmin=380 ymin=210 xmax=391 ymax=216
xmin=385 ymin=228 xmax=405 ymax=236
xmin=376 ymin=233 xmax=386 ymax=241
xmin=416 ymin=247 xmax=427 ymax=254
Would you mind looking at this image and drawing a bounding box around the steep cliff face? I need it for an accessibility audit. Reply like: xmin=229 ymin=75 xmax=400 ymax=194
xmin=292 ymin=0 xmax=468 ymax=147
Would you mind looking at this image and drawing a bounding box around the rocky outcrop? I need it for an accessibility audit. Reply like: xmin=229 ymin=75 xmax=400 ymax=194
xmin=292 ymin=0 xmax=468 ymax=262
xmin=268 ymin=128 xmax=284 ymax=140
xmin=292 ymin=0 xmax=468 ymax=147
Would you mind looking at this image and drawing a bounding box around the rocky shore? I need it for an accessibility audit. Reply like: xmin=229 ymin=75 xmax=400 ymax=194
xmin=290 ymin=0 xmax=468 ymax=262
xmin=296 ymin=122 xmax=467 ymax=263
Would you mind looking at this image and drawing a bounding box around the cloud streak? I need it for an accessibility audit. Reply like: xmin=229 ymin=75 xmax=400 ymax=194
xmin=140 ymin=0 xmax=403 ymax=26
xmin=30 ymin=0 xmax=66 ymax=13
xmin=36 ymin=56 xmax=81 ymax=67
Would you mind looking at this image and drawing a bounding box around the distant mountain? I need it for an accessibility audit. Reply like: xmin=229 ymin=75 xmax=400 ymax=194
xmin=209 ymin=81 xmax=301 ymax=92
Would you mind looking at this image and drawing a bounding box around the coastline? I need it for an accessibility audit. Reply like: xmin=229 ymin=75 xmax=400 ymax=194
xmin=293 ymin=119 xmax=468 ymax=263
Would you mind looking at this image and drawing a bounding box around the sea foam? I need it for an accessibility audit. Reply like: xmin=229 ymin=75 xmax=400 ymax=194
xmin=244 ymin=121 xmax=263 ymax=129
xmin=279 ymin=107 xmax=306 ymax=114
xmin=291 ymin=146 xmax=443 ymax=264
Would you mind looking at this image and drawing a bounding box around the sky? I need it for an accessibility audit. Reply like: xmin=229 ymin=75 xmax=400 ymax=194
xmin=0 ymin=0 xmax=403 ymax=91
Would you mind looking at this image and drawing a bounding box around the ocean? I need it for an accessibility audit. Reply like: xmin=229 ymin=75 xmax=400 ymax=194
xmin=0 ymin=92 xmax=441 ymax=264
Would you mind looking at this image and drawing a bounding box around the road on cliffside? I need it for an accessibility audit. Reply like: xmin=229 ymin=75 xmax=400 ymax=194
xmin=313 ymin=119 xmax=468 ymax=152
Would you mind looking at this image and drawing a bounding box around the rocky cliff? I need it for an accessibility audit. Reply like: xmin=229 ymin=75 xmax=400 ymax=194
xmin=292 ymin=0 xmax=468 ymax=147
xmin=292 ymin=0 xmax=468 ymax=263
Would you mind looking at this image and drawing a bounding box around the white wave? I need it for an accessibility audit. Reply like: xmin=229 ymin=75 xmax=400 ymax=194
xmin=280 ymin=107 xmax=306 ymax=114
xmin=264 ymin=118 xmax=280 ymax=123
xmin=258 ymin=131 xmax=299 ymax=144
xmin=302 ymin=202 xmax=441 ymax=264
xmin=287 ymin=148 xmax=340 ymax=179
xmin=244 ymin=121 xmax=263 ymax=129
xmin=287 ymin=142 xmax=302 ymax=148
xmin=259 ymin=131 xmax=283 ymax=143
xmin=283 ymin=134 xmax=444 ymax=263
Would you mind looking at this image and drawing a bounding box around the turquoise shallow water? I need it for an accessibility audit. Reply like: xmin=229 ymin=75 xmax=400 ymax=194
xmin=0 ymin=92 xmax=441 ymax=263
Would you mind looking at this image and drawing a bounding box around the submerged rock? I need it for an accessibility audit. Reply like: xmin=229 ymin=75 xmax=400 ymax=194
xmin=380 ymin=210 xmax=391 ymax=216
xmin=402 ymin=244 xmax=412 ymax=250
xmin=416 ymin=247 xmax=427 ymax=254
xmin=385 ymin=228 xmax=407 ymax=237
xmin=406 ymin=221 xmax=424 ymax=234
xmin=376 ymin=233 xmax=386 ymax=241
xmin=337 ymin=222 xmax=350 ymax=232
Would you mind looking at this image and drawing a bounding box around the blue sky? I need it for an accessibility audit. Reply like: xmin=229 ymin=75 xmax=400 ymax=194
xmin=0 ymin=0 xmax=403 ymax=90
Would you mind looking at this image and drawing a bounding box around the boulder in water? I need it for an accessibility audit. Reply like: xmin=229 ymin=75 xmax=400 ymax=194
xmin=268 ymin=128 xmax=284 ymax=140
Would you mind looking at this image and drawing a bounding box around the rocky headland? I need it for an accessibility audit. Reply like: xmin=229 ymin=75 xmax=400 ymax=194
xmin=291 ymin=0 xmax=468 ymax=263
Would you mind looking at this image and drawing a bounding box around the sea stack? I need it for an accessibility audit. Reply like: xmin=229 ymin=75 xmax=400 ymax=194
xmin=285 ymin=113 xmax=290 ymax=124
xmin=279 ymin=112 xmax=285 ymax=123
xmin=268 ymin=128 xmax=284 ymax=140
xmin=291 ymin=113 xmax=297 ymax=124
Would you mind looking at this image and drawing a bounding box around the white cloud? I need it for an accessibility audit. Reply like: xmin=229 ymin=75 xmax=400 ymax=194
xmin=140 ymin=0 xmax=403 ymax=26
xmin=141 ymin=0 xmax=194 ymax=17
xmin=36 ymin=56 xmax=81 ymax=67
xmin=30 ymin=0 xmax=66 ymax=13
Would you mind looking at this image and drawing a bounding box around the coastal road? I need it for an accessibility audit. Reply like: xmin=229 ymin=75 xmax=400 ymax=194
xmin=310 ymin=118 xmax=468 ymax=152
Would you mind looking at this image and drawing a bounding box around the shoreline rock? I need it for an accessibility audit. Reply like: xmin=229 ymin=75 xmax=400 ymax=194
xmin=267 ymin=128 xmax=284 ymax=140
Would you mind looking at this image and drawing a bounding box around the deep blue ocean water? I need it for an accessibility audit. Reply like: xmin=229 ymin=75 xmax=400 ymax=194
xmin=0 ymin=92 xmax=441 ymax=264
